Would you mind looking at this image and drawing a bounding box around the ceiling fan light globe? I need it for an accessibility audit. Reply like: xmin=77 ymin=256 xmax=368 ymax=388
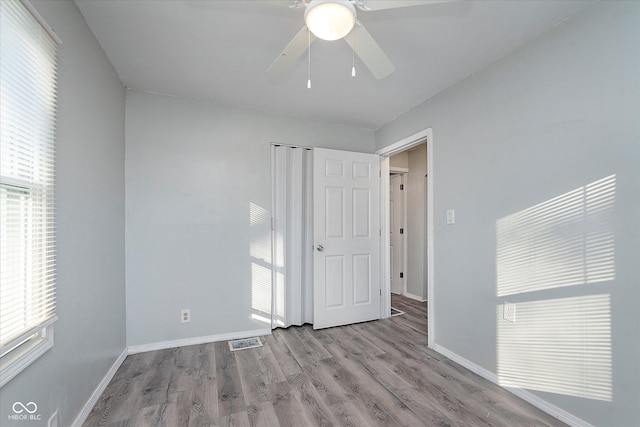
xmin=304 ymin=0 xmax=356 ymax=41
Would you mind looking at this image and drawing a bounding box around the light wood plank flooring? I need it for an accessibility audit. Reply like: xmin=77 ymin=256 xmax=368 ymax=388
xmin=84 ymin=295 xmax=565 ymax=426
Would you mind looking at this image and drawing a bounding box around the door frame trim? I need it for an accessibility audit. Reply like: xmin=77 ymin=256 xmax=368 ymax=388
xmin=376 ymin=128 xmax=435 ymax=347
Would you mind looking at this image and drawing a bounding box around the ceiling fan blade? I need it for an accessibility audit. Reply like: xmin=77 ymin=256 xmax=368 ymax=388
xmin=344 ymin=22 xmax=395 ymax=79
xmin=356 ymin=0 xmax=457 ymax=11
xmin=267 ymin=26 xmax=316 ymax=75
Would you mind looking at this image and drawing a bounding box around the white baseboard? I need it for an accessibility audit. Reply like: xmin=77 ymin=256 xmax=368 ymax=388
xmin=127 ymin=328 xmax=272 ymax=354
xmin=71 ymin=348 xmax=127 ymax=427
xmin=404 ymin=292 xmax=427 ymax=302
xmin=431 ymin=343 xmax=594 ymax=427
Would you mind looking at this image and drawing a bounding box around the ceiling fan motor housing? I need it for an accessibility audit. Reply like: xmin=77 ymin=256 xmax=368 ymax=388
xmin=304 ymin=0 xmax=357 ymax=41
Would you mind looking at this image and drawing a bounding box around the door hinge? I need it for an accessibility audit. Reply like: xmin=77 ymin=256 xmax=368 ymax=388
xmin=400 ymin=272 xmax=404 ymax=278
xmin=380 ymin=289 xmax=382 ymax=296
xmin=400 ymin=228 xmax=404 ymax=234
xmin=400 ymin=184 xmax=404 ymax=190
xmin=379 ymin=170 xmax=381 ymax=177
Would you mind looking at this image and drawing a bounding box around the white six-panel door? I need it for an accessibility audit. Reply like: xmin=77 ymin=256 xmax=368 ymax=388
xmin=313 ymin=148 xmax=381 ymax=329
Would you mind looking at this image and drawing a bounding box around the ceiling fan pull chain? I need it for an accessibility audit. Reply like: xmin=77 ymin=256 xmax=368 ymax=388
xmin=352 ymin=27 xmax=356 ymax=78
xmin=307 ymin=27 xmax=312 ymax=89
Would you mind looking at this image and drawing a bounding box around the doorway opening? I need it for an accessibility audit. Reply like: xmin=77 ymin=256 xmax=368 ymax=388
xmin=389 ymin=171 xmax=407 ymax=296
xmin=378 ymin=128 xmax=434 ymax=346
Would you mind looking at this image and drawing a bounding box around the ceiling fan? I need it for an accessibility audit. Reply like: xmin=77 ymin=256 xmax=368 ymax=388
xmin=267 ymin=0 xmax=455 ymax=80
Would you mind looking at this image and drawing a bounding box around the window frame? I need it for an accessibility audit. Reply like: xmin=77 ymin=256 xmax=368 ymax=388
xmin=0 ymin=0 xmax=60 ymax=388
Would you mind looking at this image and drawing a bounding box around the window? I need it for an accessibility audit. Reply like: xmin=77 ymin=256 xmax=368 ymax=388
xmin=0 ymin=0 xmax=60 ymax=387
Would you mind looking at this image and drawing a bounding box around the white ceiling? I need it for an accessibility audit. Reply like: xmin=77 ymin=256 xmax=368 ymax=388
xmin=75 ymin=0 xmax=596 ymax=130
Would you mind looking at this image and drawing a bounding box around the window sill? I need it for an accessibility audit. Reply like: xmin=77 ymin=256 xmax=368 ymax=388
xmin=0 ymin=323 xmax=54 ymax=388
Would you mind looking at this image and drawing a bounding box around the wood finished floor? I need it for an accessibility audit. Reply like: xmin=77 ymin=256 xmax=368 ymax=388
xmin=84 ymin=295 xmax=565 ymax=427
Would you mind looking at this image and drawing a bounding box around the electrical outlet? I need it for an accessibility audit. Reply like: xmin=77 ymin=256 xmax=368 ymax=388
xmin=181 ymin=309 xmax=191 ymax=323
xmin=503 ymin=302 xmax=516 ymax=323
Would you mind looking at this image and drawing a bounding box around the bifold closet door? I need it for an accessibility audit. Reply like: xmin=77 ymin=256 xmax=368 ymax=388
xmin=271 ymin=145 xmax=313 ymax=328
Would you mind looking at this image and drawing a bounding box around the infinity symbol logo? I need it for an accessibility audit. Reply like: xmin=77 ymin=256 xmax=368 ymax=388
xmin=12 ymin=401 xmax=38 ymax=414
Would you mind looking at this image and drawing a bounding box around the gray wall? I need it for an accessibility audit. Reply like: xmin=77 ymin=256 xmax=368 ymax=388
xmin=406 ymin=144 xmax=427 ymax=299
xmin=0 ymin=1 xmax=126 ymax=426
xmin=125 ymin=90 xmax=375 ymax=346
xmin=376 ymin=1 xmax=639 ymax=426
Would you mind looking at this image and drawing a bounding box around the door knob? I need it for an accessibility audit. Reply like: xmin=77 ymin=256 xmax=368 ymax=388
xmin=316 ymin=244 xmax=324 ymax=252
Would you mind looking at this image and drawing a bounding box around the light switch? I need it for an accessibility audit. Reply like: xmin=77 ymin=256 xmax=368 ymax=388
xmin=446 ymin=209 xmax=455 ymax=225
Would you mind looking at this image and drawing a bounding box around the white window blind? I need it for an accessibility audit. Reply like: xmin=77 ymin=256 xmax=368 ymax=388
xmin=0 ymin=0 xmax=59 ymax=386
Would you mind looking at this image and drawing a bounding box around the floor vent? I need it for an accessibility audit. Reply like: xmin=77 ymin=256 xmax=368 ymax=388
xmin=229 ymin=337 xmax=263 ymax=351
xmin=391 ymin=307 xmax=405 ymax=317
